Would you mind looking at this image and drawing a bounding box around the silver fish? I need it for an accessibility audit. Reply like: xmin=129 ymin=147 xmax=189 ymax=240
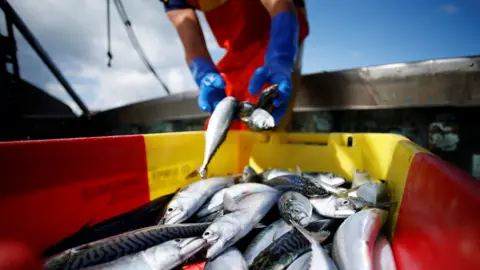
xmin=351 ymin=170 xmax=388 ymax=204
xmin=243 ymin=219 xmax=293 ymax=266
xmin=271 ymin=248 xmax=310 ymax=270
xmin=260 ymin=170 xmax=346 ymax=187
xmin=305 ymin=172 xmax=347 ymax=187
xmin=203 ymin=191 xmax=280 ymax=259
xmin=285 ymin=251 xmax=312 ymax=270
xmin=159 ymin=176 xmax=234 ymax=224
xmin=43 ymin=223 xmax=211 ymax=270
xmin=196 ymin=183 xmax=277 ymax=218
xmin=278 ymin=191 xmax=313 ymax=226
xmin=242 ymin=165 xmax=260 ymax=183
xmin=310 ymin=195 xmax=356 ymax=219
xmin=260 ymin=169 xmax=295 ymax=182
xmin=187 ymin=96 xmax=238 ymax=179
xmin=293 ymin=220 xmax=338 ymax=270
xmin=193 ymin=209 xmax=224 ymax=223
xmin=323 ymin=243 xmax=333 ymax=256
xmin=250 ymin=220 xmax=330 ymax=270
xmin=351 ymin=182 xmax=387 ymax=205
xmin=264 ymin=174 xmax=330 ymax=198
xmin=310 ymin=180 xmax=376 ymax=210
xmin=373 ymin=234 xmax=397 ymax=270
xmin=332 ymin=208 xmax=388 ymax=270
xmin=204 ymin=247 xmax=248 ymax=270
xmin=247 ymin=108 xmax=276 ymax=131
xmin=82 ymin=237 xmax=206 ymax=270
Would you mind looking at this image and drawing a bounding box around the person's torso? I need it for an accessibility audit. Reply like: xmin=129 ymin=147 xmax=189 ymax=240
xmin=186 ymin=0 xmax=272 ymax=52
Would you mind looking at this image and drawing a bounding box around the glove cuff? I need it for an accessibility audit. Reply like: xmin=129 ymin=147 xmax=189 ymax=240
xmin=265 ymin=11 xmax=299 ymax=70
xmin=189 ymin=57 xmax=219 ymax=86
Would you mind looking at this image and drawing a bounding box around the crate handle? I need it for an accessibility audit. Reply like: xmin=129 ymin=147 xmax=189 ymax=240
xmin=268 ymin=133 xmax=355 ymax=147
xmin=269 ymin=133 xmax=330 ymax=146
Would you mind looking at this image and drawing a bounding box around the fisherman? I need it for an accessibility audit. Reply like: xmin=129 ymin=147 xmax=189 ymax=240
xmin=162 ymin=0 xmax=309 ymax=131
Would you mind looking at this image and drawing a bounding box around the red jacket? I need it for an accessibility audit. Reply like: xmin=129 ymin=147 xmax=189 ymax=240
xmin=163 ymin=0 xmax=309 ymax=129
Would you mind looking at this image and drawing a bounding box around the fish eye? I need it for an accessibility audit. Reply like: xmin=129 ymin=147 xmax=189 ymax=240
xmin=203 ymin=231 xmax=211 ymax=237
xmin=167 ymin=207 xmax=174 ymax=213
xmin=342 ymin=200 xmax=350 ymax=205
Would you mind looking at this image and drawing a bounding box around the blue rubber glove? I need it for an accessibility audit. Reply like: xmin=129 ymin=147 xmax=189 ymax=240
xmin=190 ymin=57 xmax=226 ymax=113
xmin=248 ymin=11 xmax=299 ymax=125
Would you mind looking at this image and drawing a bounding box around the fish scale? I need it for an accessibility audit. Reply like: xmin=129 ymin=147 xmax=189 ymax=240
xmin=45 ymin=223 xmax=211 ymax=270
xmin=250 ymin=229 xmax=311 ymax=270
xmin=265 ymin=175 xmax=330 ymax=198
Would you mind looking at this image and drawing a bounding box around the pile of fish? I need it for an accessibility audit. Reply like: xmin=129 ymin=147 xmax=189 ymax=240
xmin=44 ymin=167 xmax=398 ymax=270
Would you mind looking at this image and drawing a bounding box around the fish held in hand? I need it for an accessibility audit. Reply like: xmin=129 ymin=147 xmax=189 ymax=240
xmin=187 ymin=96 xmax=238 ymax=179
xmin=82 ymin=237 xmax=207 ymax=270
xmin=278 ymin=191 xmax=313 ymax=226
xmin=43 ymin=223 xmax=211 ymax=270
xmin=246 ymin=108 xmax=276 ymax=131
xmin=159 ymin=176 xmax=234 ymax=225
xmin=332 ymin=208 xmax=388 ymax=270
xmin=310 ymin=195 xmax=356 ymax=219
xmin=243 ymin=219 xmax=293 ymax=266
xmin=196 ymin=183 xmax=277 ymax=218
xmin=203 ymin=191 xmax=280 ymax=259
xmin=204 ymin=247 xmax=248 ymax=270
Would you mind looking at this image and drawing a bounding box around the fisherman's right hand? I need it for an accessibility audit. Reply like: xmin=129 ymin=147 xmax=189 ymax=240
xmin=190 ymin=57 xmax=226 ymax=113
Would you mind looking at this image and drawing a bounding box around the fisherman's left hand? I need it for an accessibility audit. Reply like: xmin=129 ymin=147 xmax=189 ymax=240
xmin=248 ymin=60 xmax=293 ymax=125
xmin=248 ymin=11 xmax=299 ymax=125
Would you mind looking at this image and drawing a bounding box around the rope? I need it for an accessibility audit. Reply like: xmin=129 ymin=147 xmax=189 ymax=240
xmin=106 ymin=0 xmax=112 ymax=67
xmin=108 ymin=0 xmax=171 ymax=95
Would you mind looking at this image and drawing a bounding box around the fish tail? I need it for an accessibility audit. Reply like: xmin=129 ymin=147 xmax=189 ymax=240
xmin=186 ymin=165 xmax=208 ymax=179
xmin=291 ymin=221 xmax=330 ymax=244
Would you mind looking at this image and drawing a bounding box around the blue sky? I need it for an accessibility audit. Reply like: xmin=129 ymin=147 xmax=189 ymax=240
xmin=295 ymin=1 xmax=480 ymax=74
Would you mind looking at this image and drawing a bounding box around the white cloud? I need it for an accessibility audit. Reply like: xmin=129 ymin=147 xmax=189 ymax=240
xmin=8 ymin=0 xmax=225 ymax=115
xmin=438 ymin=4 xmax=459 ymax=15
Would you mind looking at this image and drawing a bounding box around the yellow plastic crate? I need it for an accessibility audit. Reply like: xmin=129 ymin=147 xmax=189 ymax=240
xmin=0 ymin=131 xmax=479 ymax=269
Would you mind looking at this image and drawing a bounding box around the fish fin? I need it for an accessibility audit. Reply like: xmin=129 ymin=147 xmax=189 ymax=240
xmin=292 ymin=221 xmax=330 ymax=244
xmin=296 ymin=165 xmax=304 ymax=177
xmin=253 ymin=223 xmax=267 ymax=229
xmin=186 ymin=169 xmax=199 ymax=179
xmin=223 ymin=192 xmax=238 ymax=213
xmin=186 ymin=167 xmax=208 ymax=179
